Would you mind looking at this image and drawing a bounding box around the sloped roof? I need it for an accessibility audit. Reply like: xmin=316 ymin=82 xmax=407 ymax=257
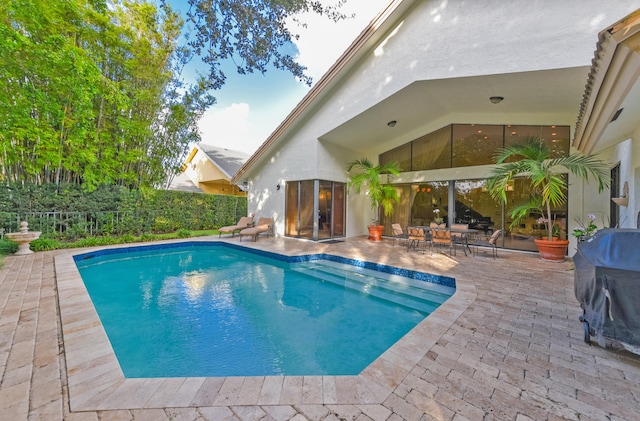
xmin=193 ymin=144 xmax=251 ymax=179
xmin=166 ymin=172 xmax=204 ymax=193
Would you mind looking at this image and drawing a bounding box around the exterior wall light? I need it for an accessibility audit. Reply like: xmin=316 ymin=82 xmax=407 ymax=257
xmin=490 ymin=96 xmax=504 ymax=104
xmin=387 ymin=120 xmax=397 ymax=127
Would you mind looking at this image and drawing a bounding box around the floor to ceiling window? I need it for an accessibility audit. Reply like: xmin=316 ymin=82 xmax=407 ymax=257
xmin=383 ymin=178 xmax=568 ymax=252
xmin=285 ymin=180 xmax=345 ymax=240
xmin=377 ymin=123 xmax=571 ymax=252
xmin=454 ymin=179 xmax=500 ymax=231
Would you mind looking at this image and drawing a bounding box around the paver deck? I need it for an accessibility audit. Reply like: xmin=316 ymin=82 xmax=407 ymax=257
xmin=1 ymin=235 xmax=639 ymax=420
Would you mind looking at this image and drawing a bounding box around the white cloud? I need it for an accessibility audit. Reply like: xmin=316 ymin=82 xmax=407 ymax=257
xmin=198 ymin=103 xmax=251 ymax=150
xmin=291 ymin=0 xmax=390 ymax=79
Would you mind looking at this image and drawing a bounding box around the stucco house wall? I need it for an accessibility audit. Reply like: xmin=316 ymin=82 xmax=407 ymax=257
xmin=573 ymin=9 xmax=640 ymax=239
xmin=240 ymin=0 xmax=640 ymax=245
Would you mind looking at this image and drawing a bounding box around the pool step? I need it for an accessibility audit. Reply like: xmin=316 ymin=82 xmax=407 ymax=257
xmin=290 ymin=260 xmax=453 ymax=314
xmin=293 ymin=260 xmax=454 ymax=298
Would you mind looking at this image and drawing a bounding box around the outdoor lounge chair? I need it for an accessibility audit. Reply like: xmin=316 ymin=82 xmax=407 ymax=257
xmin=218 ymin=216 xmax=254 ymax=238
xmin=239 ymin=217 xmax=274 ymax=242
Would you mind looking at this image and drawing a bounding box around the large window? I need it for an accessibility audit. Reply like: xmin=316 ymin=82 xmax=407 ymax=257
xmin=380 ymin=143 xmax=411 ymax=172
xmin=412 ymin=126 xmax=451 ymax=170
xmin=503 ymin=177 xmax=568 ymax=251
xmin=383 ymin=177 xmax=569 ymax=252
xmin=454 ymin=179 xmax=500 ymax=231
xmin=504 ymin=125 xmax=570 ymax=160
xmin=452 ymin=124 xmax=504 ymax=167
xmin=380 ymin=182 xmax=449 ymax=235
xmin=376 ymin=123 xmax=571 ymax=252
xmin=380 ymin=124 xmax=569 ymax=171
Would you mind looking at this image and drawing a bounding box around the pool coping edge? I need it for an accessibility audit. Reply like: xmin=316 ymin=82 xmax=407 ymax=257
xmin=55 ymin=240 xmax=476 ymax=411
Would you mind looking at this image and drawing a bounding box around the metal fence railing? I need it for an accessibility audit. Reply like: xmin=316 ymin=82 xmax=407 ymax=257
xmin=0 ymin=211 xmax=149 ymax=238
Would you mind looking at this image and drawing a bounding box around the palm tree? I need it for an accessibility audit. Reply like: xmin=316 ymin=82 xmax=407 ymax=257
xmin=487 ymin=137 xmax=609 ymax=241
xmin=346 ymin=158 xmax=401 ymax=224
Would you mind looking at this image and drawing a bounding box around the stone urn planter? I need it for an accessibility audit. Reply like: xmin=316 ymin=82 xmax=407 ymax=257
xmin=534 ymin=238 xmax=569 ymax=262
xmin=6 ymin=221 xmax=41 ymax=255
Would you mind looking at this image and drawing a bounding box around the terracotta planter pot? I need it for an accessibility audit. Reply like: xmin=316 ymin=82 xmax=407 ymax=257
xmin=534 ymin=238 xmax=569 ymax=262
xmin=367 ymin=225 xmax=384 ymax=241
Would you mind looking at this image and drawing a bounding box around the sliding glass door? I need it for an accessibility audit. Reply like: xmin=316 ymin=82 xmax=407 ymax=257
xmin=285 ymin=180 xmax=345 ymax=240
xmin=384 ymin=177 xmax=568 ymax=252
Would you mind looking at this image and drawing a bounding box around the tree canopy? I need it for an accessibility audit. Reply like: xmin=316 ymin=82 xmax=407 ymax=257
xmin=165 ymin=0 xmax=349 ymax=88
xmin=1 ymin=0 xmax=347 ymax=190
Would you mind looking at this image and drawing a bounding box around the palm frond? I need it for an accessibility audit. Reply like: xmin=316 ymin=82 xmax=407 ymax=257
xmin=488 ymin=136 xmax=610 ymax=241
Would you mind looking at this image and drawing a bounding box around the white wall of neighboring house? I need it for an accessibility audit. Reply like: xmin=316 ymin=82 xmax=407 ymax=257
xmin=244 ymin=0 xmax=640 ymax=244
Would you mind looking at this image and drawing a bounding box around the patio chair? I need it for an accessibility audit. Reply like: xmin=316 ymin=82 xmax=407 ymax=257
xmin=239 ymin=217 xmax=274 ymax=242
xmin=451 ymin=223 xmax=469 ymax=245
xmin=473 ymin=229 xmax=502 ymax=259
xmin=392 ymin=223 xmax=409 ymax=247
xmin=218 ymin=216 xmax=254 ymax=238
xmin=431 ymin=228 xmax=456 ymax=256
xmin=430 ymin=221 xmax=446 ymax=230
xmin=406 ymin=226 xmax=427 ymax=253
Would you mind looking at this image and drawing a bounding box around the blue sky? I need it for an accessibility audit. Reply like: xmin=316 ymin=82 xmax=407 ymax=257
xmin=166 ymin=0 xmax=389 ymax=154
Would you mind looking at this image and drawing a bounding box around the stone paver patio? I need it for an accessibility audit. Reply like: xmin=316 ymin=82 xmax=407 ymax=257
xmin=1 ymin=235 xmax=639 ymax=420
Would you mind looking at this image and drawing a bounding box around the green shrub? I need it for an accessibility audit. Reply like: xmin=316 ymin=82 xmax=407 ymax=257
xmin=73 ymin=237 xmax=100 ymax=247
xmin=139 ymin=233 xmax=156 ymax=242
xmin=176 ymin=229 xmax=191 ymax=238
xmin=120 ymin=234 xmax=136 ymax=243
xmin=0 ymin=183 xmax=248 ymax=241
xmin=0 ymin=239 xmax=19 ymax=254
xmin=30 ymin=238 xmax=62 ymax=251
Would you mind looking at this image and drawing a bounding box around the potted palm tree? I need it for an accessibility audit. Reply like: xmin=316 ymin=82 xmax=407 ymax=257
xmin=347 ymin=158 xmax=401 ymax=241
xmin=487 ymin=137 xmax=609 ymax=261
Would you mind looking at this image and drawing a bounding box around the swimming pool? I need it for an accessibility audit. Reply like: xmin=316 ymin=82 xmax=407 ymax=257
xmin=74 ymin=242 xmax=454 ymax=378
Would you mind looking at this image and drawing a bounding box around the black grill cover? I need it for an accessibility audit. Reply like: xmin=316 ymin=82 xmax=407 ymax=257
xmin=573 ymin=229 xmax=640 ymax=351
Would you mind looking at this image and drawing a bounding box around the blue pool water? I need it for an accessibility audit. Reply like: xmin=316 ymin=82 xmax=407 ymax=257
xmin=74 ymin=242 xmax=455 ymax=378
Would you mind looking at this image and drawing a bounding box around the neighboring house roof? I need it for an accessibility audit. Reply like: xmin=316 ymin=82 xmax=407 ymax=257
xmin=188 ymin=144 xmax=251 ymax=180
xmin=574 ymin=9 xmax=640 ymax=154
xmin=166 ymin=172 xmax=204 ymax=193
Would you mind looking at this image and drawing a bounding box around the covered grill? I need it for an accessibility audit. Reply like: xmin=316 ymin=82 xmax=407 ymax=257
xmin=573 ymin=228 xmax=640 ymax=353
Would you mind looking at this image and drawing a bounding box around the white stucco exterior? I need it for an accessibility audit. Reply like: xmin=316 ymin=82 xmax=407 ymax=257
xmin=234 ymin=0 xmax=640 ymax=253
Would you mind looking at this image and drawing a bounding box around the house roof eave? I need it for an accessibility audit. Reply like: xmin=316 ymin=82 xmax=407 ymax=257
xmin=574 ymin=9 xmax=640 ymax=154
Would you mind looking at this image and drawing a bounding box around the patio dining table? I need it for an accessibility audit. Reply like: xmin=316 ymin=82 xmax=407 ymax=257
xmin=408 ymin=226 xmax=478 ymax=256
